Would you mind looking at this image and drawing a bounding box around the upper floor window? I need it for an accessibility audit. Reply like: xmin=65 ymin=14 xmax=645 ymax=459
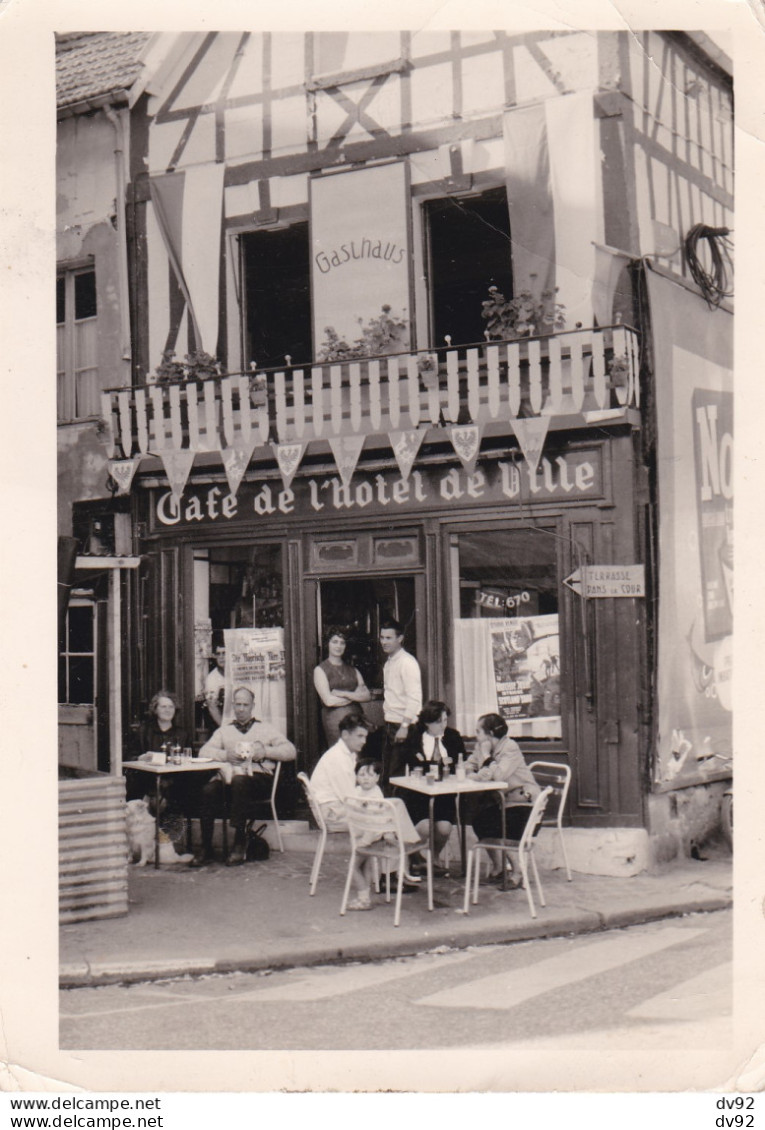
xmin=57 ymin=266 xmax=99 ymax=421
xmin=424 ymin=187 xmax=513 ymax=349
xmin=242 ymin=224 xmax=312 ymax=370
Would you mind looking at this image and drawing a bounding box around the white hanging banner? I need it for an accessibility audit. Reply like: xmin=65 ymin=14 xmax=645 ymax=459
xmin=108 ymin=456 xmax=141 ymax=495
xmin=159 ymin=449 xmax=195 ymax=504
xmin=388 ymin=428 xmax=426 ymax=481
xmin=328 ymin=434 xmax=366 ymax=488
xmin=311 ymin=162 xmax=411 ymax=352
xmin=221 ymin=435 xmax=258 ymax=497
xmin=449 ymin=423 xmax=483 ymax=473
xmin=271 ymin=441 xmax=306 ymax=490
xmin=511 ymin=415 xmax=550 ymax=477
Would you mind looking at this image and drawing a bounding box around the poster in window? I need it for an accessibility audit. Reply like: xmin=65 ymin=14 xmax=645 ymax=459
xmin=489 ymin=615 xmax=560 ymax=733
xmin=223 ymin=627 xmax=287 ymax=737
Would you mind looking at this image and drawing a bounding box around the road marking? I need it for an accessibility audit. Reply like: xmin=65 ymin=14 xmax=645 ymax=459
xmin=414 ymin=925 xmax=707 ymax=1011
xmin=217 ymin=950 xmax=477 ymax=1002
xmin=626 ymin=961 xmax=731 ymax=1021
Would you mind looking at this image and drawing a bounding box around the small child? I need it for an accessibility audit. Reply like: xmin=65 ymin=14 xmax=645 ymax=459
xmin=354 ymin=757 xmax=384 ymax=799
xmin=345 ymin=759 xmax=421 ymax=911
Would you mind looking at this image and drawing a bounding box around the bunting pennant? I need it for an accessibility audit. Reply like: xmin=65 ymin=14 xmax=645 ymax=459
xmin=388 ymin=429 xmax=426 ymax=481
xmin=108 ymin=456 xmax=141 ymax=496
xmin=221 ymin=436 xmax=258 ymax=497
xmin=159 ymin=449 xmax=195 ymax=505
xmin=449 ymin=424 xmax=483 ymax=473
xmin=510 ymin=415 xmax=550 ymax=477
xmin=328 ymin=434 xmax=365 ymax=489
xmin=271 ymin=442 xmax=306 ymax=490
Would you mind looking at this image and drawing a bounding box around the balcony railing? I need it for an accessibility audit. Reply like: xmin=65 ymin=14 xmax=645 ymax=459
xmin=102 ymin=325 xmax=640 ymax=460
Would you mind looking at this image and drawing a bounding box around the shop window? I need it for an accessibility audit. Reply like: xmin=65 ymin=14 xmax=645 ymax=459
xmin=57 ymin=266 xmax=99 ymax=421
xmin=59 ymin=599 xmax=96 ymax=705
xmin=424 ymin=187 xmax=513 ymax=349
xmin=242 ymin=225 xmax=311 ymax=370
xmin=452 ymin=528 xmax=561 ymax=740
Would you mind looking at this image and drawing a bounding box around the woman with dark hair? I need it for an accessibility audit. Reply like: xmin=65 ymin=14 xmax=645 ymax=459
xmin=129 ymin=690 xmax=189 ymax=759
xmin=313 ymin=627 xmax=371 ymax=747
xmin=465 ymin=712 xmax=540 ymax=884
xmin=398 ymin=700 xmax=466 ymax=861
xmin=127 ymin=690 xmax=191 ymax=806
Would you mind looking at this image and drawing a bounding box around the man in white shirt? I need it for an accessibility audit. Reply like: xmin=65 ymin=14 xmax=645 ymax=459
xmin=310 ymin=714 xmax=370 ymax=823
xmin=204 ymin=640 xmax=227 ymax=728
xmin=380 ymin=618 xmax=422 ymax=785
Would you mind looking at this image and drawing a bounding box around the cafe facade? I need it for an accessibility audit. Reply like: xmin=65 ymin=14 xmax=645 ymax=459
xmin=85 ymin=29 xmax=733 ymax=871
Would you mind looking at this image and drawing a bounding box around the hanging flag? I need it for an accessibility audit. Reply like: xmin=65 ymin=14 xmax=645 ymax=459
xmin=271 ymin=442 xmax=306 ymax=490
xmin=149 ymin=164 xmax=226 ymax=356
xmin=449 ymin=424 xmax=483 ymax=474
xmin=328 ymin=434 xmax=365 ymax=489
xmin=388 ymin=429 xmax=426 ymax=481
xmin=221 ymin=436 xmax=258 ymax=497
xmin=108 ymin=456 xmax=141 ymax=495
xmin=592 ymin=243 xmax=632 ymax=328
xmin=503 ymin=103 xmax=555 ymax=302
xmin=511 ymin=416 xmax=550 ymax=477
xmin=159 ymin=449 xmax=195 ymax=505
xmin=504 ymin=93 xmax=598 ymax=328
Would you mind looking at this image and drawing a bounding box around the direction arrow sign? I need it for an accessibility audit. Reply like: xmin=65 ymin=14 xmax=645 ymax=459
xmin=563 ymin=564 xmax=645 ymax=598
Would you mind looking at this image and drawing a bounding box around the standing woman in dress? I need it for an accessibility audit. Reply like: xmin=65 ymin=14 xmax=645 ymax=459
xmin=313 ymin=627 xmax=372 ymax=748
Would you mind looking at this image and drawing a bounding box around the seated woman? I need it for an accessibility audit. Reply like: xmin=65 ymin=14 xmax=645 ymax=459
xmin=313 ymin=627 xmax=371 ymax=748
xmin=125 ymin=687 xmax=195 ymax=831
xmin=465 ymin=712 xmax=540 ymax=885
xmin=397 ymin=700 xmax=466 ymax=862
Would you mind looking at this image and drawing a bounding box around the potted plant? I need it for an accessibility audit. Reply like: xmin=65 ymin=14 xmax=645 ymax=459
xmin=150 ymin=350 xmax=221 ymax=385
xmin=318 ymin=305 xmax=409 ymax=363
xmin=480 ymin=284 xmax=566 ymax=341
xmin=417 ymin=351 xmax=440 ymax=390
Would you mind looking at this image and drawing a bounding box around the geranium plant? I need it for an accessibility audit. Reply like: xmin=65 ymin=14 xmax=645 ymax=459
xmin=318 ymin=305 xmax=409 ymax=362
xmin=151 ymin=350 xmax=221 ymax=384
xmin=480 ymin=284 xmax=566 ymax=341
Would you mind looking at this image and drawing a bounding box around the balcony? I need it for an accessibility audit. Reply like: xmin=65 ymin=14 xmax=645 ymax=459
xmin=102 ymin=325 xmax=640 ymax=460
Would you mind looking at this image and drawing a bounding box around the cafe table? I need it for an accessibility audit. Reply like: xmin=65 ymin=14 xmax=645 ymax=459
xmin=389 ymin=774 xmax=508 ymax=878
xmin=122 ymin=757 xmax=226 ymax=869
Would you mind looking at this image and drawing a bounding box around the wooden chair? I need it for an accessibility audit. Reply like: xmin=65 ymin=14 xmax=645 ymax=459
xmin=463 ymin=787 xmax=553 ymax=919
xmin=297 ymin=771 xmax=348 ymax=895
xmin=528 ymin=760 xmax=572 ymax=880
xmin=340 ymin=796 xmax=434 ymax=927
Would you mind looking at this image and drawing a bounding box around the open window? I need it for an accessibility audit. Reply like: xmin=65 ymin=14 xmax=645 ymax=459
xmin=424 ymin=187 xmax=513 ymax=349
xmin=57 ymin=265 xmax=98 ymax=421
xmin=242 ymin=224 xmax=312 ymax=370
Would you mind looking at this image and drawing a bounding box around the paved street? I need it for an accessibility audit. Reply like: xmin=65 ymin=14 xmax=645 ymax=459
xmin=60 ymin=908 xmax=730 ymax=1051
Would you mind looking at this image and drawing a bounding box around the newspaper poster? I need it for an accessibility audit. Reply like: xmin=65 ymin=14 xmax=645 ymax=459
xmin=223 ymin=627 xmax=287 ymax=736
xmin=489 ymin=614 xmax=561 ymax=738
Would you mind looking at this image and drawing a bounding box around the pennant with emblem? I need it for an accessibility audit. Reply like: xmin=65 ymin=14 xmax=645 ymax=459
xmin=449 ymin=424 xmax=483 ymax=473
xmin=159 ymin=449 xmax=195 ymax=505
xmin=510 ymin=415 xmax=550 ymax=477
xmin=328 ymin=434 xmax=365 ymax=489
xmin=221 ymin=435 xmax=258 ymax=497
xmin=108 ymin=456 xmax=141 ymax=496
xmin=271 ymin=442 xmax=306 ymax=490
xmin=388 ymin=429 xmax=426 ymax=482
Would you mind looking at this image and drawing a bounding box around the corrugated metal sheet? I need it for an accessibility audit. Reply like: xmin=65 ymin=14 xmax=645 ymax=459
xmin=59 ymin=776 xmax=128 ymax=924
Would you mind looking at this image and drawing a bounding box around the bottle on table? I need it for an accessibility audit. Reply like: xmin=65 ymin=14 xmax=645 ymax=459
xmin=455 ymin=753 xmax=466 ymax=782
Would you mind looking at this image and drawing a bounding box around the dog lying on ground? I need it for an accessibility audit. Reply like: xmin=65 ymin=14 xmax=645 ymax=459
xmin=125 ymin=798 xmax=193 ymax=866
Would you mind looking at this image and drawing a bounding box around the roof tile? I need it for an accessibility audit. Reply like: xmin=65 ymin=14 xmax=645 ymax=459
xmin=56 ymin=31 xmax=152 ymax=111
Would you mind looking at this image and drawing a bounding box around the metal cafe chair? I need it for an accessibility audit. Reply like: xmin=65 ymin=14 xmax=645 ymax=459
xmin=528 ymin=760 xmax=573 ymax=881
xmin=340 ymin=796 xmax=434 ymax=928
xmin=463 ymin=786 xmax=554 ymax=920
xmin=297 ymin=771 xmax=348 ymax=895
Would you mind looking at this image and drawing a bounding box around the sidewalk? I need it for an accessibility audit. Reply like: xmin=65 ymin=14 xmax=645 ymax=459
xmin=59 ymin=837 xmax=732 ymax=988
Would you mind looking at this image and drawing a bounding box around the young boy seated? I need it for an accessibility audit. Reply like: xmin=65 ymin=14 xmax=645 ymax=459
xmin=345 ymin=758 xmax=423 ymax=910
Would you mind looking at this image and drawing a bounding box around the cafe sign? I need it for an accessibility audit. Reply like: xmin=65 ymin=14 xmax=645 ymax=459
xmin=151 ymin=448 xmax=603 ymax=529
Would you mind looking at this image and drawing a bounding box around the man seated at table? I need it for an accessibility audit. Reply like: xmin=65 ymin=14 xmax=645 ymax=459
xmin=191 ymin=686 xmax=296 ymax=867
xmin=310 ymin=713 xmax=370 ymax=824
xmin=310 ymin=713 xmax=422 ymax=895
